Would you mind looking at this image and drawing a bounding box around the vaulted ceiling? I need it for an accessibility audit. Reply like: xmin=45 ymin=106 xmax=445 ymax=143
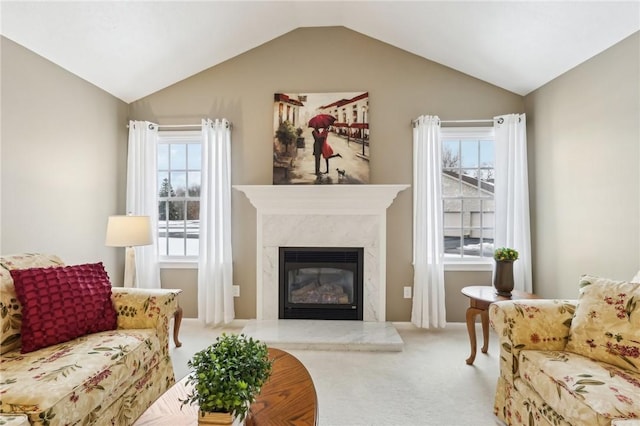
xmin=2 ymin=1 xmax=639 ymax=103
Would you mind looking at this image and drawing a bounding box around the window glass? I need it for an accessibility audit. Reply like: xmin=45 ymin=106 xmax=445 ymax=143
xmin=171 ymin=144 xmax=187 ymax=169
xmin=460 ymin=140 xmax=479 ymax=168
xmin=188 ymin=144 xmax=201 ymax=170
xmin=186 ymin=200 xmax=200 ymax=257
xmin=171 ymin=171 xmax=187 ymax=195
xmin=157 ymin=132 xmax=201 ymax=260
xmin=158 ymin=144 xmax=169 ymax=170
xmin=188 ymin=171 xmax=201 ymax=196
xmin=158 ymin=172 xmax=169 ymax=197
xmin=441 ymin=128 xmax=495 ymax=260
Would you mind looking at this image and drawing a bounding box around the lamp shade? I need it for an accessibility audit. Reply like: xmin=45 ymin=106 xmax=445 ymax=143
xmin=105 ymin=215 xmax=152 ymax=247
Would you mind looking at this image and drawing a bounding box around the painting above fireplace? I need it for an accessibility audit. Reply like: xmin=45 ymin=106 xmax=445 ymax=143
xmin=273 ymin=92 xmax=370 ymax=185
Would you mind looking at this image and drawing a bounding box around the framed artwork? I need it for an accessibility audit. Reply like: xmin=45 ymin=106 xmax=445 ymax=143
xmin=273 ymin=92 xmax=369 ymax=185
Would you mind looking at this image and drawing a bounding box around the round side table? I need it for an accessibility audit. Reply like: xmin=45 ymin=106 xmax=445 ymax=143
xmin=461 ymin=286 xmax=537 ymax=365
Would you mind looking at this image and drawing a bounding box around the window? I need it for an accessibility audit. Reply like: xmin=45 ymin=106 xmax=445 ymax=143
xmin=157 ymin=131 xmax=201 ymax=259
xmin=441 ymin=127 xmax=495 ymax=260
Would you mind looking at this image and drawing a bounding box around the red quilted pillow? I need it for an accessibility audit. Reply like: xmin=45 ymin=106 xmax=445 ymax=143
xmin=10 ymin=262 xmax=117 ymax=353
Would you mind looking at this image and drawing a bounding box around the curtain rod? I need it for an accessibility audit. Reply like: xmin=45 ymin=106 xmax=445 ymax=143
xmin=411 ymin=117 xmax=504 ymax=126
xmin=127 ymin=121 xmax=232 ymax=129
xmin=156 ymin=123 xmax=201 ymax=129
xmin=441 ymin=119 xmax=494 ymax=124
xmin=125 ymin=123 xmax=200 ymax=129
xmin=157 ymin=121 xmax=232 ymax=129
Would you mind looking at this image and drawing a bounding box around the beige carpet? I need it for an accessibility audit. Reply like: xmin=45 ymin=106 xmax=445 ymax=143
xmin=169 ymin=320 xmax=503 ymax=426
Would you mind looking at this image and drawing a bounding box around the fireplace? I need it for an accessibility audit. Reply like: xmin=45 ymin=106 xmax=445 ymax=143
xmin=234 ymin=184 xmax=409 ymax=322
xmin=279 ymin=247 xmax=363 ymax=320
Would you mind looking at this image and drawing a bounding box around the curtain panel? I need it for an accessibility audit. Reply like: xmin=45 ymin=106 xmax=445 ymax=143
xmin=493 ymin=113 xmax=532 ymax=293
xmin=412 ymin=115 xmax=447 ymax=328
xmin=126 ymin=121 xmax=161 ymax=289
xmin=198 ymin=118 xmax=235 ymax=326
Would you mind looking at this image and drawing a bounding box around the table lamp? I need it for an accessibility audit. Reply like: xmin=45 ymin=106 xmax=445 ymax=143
xmin=105 ymin=215 xmax=152 ymax=287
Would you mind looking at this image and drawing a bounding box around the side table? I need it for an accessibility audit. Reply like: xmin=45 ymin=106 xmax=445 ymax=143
xmin=461 ymin=286 xmax=537 ymax=365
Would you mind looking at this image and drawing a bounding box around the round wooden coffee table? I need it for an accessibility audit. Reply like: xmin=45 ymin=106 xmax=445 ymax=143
xmin=461 ymin=286 xmax=537 ymax=365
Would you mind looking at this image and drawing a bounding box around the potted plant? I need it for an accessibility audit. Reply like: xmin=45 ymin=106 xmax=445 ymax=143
xmin=181 ymin=333 xmax=273 ymax=425
xmin=493 ymin=247 xmax=519 ymax=297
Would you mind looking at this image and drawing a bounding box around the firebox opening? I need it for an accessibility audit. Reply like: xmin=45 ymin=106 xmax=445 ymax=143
xmin=279 ymin=247 xmax=364 ymax=320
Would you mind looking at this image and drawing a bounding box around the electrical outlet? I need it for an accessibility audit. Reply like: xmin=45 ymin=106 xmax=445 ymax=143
xmin=232 ymin=285 xmax=240 ymax=297
xmin=403 ymin=286 xmax=412 ymax=299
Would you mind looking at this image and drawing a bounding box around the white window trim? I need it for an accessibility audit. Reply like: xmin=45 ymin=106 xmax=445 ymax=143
xmin=441 ymin=126 xmax=496 ymax=270
xmin=440 ymin=126 xmax=494 ymax=139
xmin=443 ymin=259 xmax=493 ymax=272
xmin=159 ymin=259 xmax=198 ymax=269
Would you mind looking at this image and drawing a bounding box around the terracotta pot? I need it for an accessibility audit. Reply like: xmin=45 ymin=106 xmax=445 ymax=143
xmin=494 ymin=260 xmax=515 ymax=297
xmin=198 ymin=411 xmax=234 ymax=426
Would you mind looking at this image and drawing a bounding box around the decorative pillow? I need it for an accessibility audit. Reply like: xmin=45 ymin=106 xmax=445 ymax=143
xmin=632 ymin=270 xmax=640 ymax=283
xmin=566 ymin=275 xmax=640 ymax=373
xmin=10 ymin=262 xmax=117 ymax=353
xmin=0 ymin=253 xmax=65 ymax=355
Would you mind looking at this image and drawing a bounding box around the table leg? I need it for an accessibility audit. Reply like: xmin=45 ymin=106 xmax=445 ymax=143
xmin=480 ymin=310 xmax=490 ymax=354
xmin=465 ymin=306 xmax=483 ymax=365
xmin=173 ymin=306 xmax=183 ymax=348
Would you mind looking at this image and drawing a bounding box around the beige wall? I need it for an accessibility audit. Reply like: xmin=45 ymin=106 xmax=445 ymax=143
xmin=524 ymin=32 xmax=640 ymax=299
xmin=1 ymin=36 xmax=129 ymax=284
xmin=161 ymin=268 xmax=198 ymax=318
xmin=129 ymin=27 xmax=524 ymax=321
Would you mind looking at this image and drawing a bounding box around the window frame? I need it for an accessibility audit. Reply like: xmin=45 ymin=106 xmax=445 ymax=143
xmin=440 ymin=126 xmax=495 ymax=269
xmin=157 ymin=130 xmax=202 ymax=265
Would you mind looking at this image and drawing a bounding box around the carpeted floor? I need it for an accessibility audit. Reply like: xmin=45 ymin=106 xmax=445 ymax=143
xmin=169 ymin=320 xmax=503 ymax=426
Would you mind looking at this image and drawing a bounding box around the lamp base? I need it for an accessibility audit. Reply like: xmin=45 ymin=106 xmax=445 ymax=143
xmin=124 ymin=246 xmax=137 ymax=288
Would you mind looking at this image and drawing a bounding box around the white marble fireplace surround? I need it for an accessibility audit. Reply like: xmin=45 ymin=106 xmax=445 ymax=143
xmin=234 ymin=184 xmax=409 ymax=322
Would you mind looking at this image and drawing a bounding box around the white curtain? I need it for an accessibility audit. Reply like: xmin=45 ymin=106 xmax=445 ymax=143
xmin=493 ymin=114 xmax=532 ymax=293
xmin=412 ymin=115 xmax=446 ymax=328
xmin=198 ymin=118 xmax=235 ymax=326
xmin=126 ymin=121 xmax=161 ymax=289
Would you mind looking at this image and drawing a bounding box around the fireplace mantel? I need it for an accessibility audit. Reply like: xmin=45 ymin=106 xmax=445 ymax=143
xmin=234 ymin=184 xmax=409 ymax=322
xmin=234 ymin=184 xmax=409 ymax=214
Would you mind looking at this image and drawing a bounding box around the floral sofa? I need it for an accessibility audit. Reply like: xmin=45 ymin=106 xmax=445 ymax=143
xmin=490 ymin=274 xmax=640 ymax=426
xmin=0 ymin=253 xmax=179 ymax=425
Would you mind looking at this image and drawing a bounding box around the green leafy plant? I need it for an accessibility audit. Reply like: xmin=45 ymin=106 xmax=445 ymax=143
xmin=275 ymin=121 xmax=296 ymax=149
xmin=181 ymin=333 xmax=273 ymax=421
xmin=494 ymin=247 xmax=519 ymax=261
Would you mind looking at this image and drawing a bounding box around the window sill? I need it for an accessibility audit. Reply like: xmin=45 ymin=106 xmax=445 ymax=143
xmin=159 ymin=259 xmax=198 ymax=269
xmin=443 ymin=261 xmax=493 ymax=272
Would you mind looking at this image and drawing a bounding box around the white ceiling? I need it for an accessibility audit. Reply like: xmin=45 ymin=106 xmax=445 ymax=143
xmin=2 ymin=1 xmax=639 ymax=103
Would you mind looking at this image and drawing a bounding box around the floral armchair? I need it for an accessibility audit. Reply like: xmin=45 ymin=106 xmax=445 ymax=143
xmin=490 ymin=275 xmax=640 ymax=426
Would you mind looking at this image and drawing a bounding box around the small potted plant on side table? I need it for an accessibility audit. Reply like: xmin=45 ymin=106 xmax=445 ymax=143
xmin=181 ymin=333 xmax=273 ymax=425
xmin=493 ymin=247 xmax=519 ymax=297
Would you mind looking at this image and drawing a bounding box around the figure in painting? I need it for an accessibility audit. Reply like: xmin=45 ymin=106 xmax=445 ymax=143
xmin=319 ymin=127 xmax=342 ymax=173
xmin=311 ymin=127 xmax=325 ymax=176
xmin=312 ymin=127 xmax=341 ymax=175
xmin=308 ymin=113 xmax=347 ymax=177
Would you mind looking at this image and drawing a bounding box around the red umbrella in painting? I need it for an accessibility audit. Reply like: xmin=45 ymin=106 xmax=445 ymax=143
xmin=308 ymin=114 xmax=336 ymax=129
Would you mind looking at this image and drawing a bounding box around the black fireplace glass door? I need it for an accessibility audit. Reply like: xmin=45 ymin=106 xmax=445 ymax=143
xmin=279 ymin=247 xmax=363 ymax=320
xmin=288 ymin=266 xmax=354 ymax=305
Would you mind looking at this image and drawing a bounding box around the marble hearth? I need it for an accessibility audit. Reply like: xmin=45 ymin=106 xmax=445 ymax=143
xmin=235 ymin=184 xmax=409 ymax=322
